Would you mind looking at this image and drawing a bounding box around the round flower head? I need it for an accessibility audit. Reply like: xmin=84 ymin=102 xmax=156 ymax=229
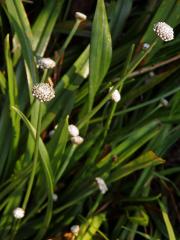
xmin=143 ymin=43 xmax=150 ymax=50
xmin=52 ymin=193 xmax=58 ymax=202
xmin=70 ymin=225 xmax=80 ymax=236
xmin=153 ymin=22 xmax=174 ymax=42
xmin=32 ymin=83 xmax=55 ymax=102
xmin=75 ymin=12 xmax=87 ymax=22
xmin=68 ymin=124 xmax=79 ymax=137
xmin=71 ymin=136 xmax=84 ymax=145
xmin=160 ymin=98 xmax=169 ymax=107
xmin=109 ymin=87 xmax=121 ymax=103
xmin=13 ymin=207 xmax=25 ymax=219
xmin=36 ymin=57 xmax=56 ymax=69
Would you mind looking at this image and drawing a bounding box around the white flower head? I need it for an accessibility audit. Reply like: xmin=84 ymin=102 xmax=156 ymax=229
xmin=153 ymin=22 xmax=174 ymax=42
xmin=160 ymin=98 xmax=169 ymax=107
xmin=71 ymin=136 xmax=84 ymax=145
xmin=13 ymin=207 xmax=25 ymax=219
xmin=143 ymin=43 xmax=150 ymax=49
xmin=68 ymin=124 xmax=79 ymax=137
xmin=32 ymin=83 xmax=55 ymax=102
xmin=75 ymin=12 xmax=87 ymax=22
xmin=95 ymin=177 xmax=108 ymax=194
xmin=149 ymin=71 xmax=155 ymax=77
xmin=70 ymin=225 xmax=80 ymax=236
xmin=109 ymin=87 xmax=121 ymax=103
xmin=36 ymin=57 xmax=56 ymax=69
xmin=52 ymin=193 xmax=58 ymax=202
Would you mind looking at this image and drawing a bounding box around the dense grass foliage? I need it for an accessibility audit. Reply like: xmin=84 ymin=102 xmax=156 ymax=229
xmin=0 ymin=0 xmax=179 ymax=239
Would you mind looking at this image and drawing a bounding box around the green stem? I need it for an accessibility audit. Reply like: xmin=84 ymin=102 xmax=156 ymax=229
xmin=55 ymin=144 xmax=76 ymax=182
xmin=58 ymin=19 xmax=82 ymax=59
xmin=22 ymin=102 xmax=42 ymax=210
xmin=41 ymin=69 xmax=48 ymax=83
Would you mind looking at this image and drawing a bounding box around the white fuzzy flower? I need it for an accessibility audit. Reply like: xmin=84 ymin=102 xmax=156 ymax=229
xmin=109 ymin=87 xmax=121 ymax=103
xmin=95 ymin=177 xmax=108 ymax=194
xmin=36 ymin=57 xmax=56 ymax=69
xmin=13 ymin=207 xmax=25 ymax=219
xmin=71 ymin=136 xmax=84 ymax=145
xmin=75 ymin=12 xmax=87 ymax=22
xmin=70 ymin=225 xmax=80 ymax=236
xmin=153 ymin=22 xmax=174 ymax=42
xmin=32 ymin=83 xmax=55 ymax=102
xmin=68 ymin=124 xmax=79 ymax=137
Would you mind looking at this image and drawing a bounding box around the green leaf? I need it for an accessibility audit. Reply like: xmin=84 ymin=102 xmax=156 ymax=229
xmin=11 ymin=106 xmax=54 ymax=187
xmin=110 ymin=0 xmax=133 ymax=43
xmin=32 ymin=0 xmax=65 ymax=55
xmin=98 ymin=120 xmax=160 ymax=168
xmin=48 ymin=116 xmax=69 ymax=182
xmin=89 ymin=0 xmax=112 ymax=109
xmin=159 ymin=200 xmax=176 ymax=240
xmin=0 ymin=71 xmax=6 ymax=94
xmin=111 ymin=151 xmax=165 ymax=182
xmin=77 ymin=214 xmax=106 ymax=240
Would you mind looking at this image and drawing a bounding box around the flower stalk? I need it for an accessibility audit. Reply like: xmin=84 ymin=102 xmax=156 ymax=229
xmin=22 ymin=101 xmax=42 ymax=210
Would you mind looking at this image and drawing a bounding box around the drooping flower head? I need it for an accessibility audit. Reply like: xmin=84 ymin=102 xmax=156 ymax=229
xmin=75 ymin=12 xmax=87 ymax=22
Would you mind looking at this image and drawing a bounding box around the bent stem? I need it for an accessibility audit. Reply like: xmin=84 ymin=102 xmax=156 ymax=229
xmin=22 ymin=101 xmax=42 ymax=210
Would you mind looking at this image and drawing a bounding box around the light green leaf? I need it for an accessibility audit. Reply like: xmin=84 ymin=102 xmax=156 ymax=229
xmin=111 ymin=151 xmax=165 ymax=182
xmin=89 ymin=0 xmax=112 ymax=109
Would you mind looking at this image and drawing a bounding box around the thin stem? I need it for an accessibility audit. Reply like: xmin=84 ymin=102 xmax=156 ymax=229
xmin=55 ymin=144 xmax=77 ymax=182
xmin=22 ymin=102 xmax=42 ymax=210
xmin=58 ymin=19 xmax=82 ymax=60
xmin=130 ymin=54 xmax=180 ymax=77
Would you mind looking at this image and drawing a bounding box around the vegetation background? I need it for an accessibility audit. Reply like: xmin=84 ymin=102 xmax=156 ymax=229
xmin=0 ymin=0 xmax=179 ymax=239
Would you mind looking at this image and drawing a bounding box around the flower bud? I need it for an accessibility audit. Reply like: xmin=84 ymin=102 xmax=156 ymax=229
xmin=143 ymin=43 xmax=150 ymax=49
xmin=68 ymin=124 xmax=79 ymax=137
xmin=95 ymin=177 xmax=108 ymax=194
xmin=71 ymin=136 xmax=84 ymax=145
xmin=70 ymin=225 xmax=80 ymax=236
xmin=109 ymin=87 xmax=121 ymax=103
xmin=153 ymin=22 xmax=174 ymax=42
xmin=75 ymin=12 xmax=87 ymax=22
xmin=32 ymin=83 xmax=55 ymax=102
xmin=160 ymin=98 xmax=169 ymax=107
xmin=52 ymin=193 xmax=58 ymax=202
xmin=13 ymin=207 xmax=25 ymax=219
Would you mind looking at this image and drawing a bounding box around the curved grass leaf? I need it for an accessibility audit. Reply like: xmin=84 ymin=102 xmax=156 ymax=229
xmin=32 ymin=0 xmax=65 ymax=55
xmin=111 ymin=151 xmax=165 ymax=182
